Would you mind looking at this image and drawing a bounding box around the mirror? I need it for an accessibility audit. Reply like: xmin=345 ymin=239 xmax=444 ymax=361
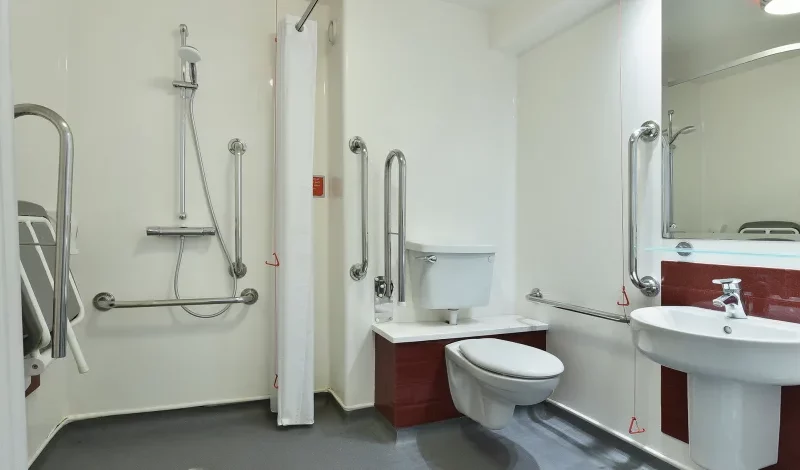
xmin=663 ymin=0 xmax=800 ymax=241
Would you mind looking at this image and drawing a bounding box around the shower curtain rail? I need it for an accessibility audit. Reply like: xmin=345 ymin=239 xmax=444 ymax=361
xmin=295 ymin=0 xmax=320 ymax=32
xmin=525 ymin=289 xmax=630 ymax=324
xmin=93 ymin=288 xmax=258 ymax=311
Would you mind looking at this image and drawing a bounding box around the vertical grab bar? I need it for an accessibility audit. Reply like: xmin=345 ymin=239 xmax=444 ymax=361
xmin=376 ymin=150 xmax=407 ymax=305
xmin=349 ymin=137 xmax=369 ymax=281
xmin=14 ymin=104 xmax=74 ymax=358
xmin=628 ymin=121 xmax=660 ymax=297
xmin=178 ymin=24 xmax=188 ymax=220
xmin=229 ymin=139 xmax=247 ymax=278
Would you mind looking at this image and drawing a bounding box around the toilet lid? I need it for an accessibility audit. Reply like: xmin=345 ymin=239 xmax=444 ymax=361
xmin=459 ymin=338 xmax=564 ymax=379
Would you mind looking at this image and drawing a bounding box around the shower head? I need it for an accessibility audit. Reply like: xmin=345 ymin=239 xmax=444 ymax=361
xmin=669 ymin=125 xmax=696 ymax=145
xmin=177 ymin=45 xmax=201 ymax=87
xmin=179 ymin=45 xmax=202 ymax=63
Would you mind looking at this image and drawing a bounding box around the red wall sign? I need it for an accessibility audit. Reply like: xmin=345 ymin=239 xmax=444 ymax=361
xmin=313 ymin=175 xmax=325 ymax=198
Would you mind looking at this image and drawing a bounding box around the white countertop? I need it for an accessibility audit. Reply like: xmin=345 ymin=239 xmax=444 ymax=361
xmin=371 ymin=315 xmax=549 ymax=344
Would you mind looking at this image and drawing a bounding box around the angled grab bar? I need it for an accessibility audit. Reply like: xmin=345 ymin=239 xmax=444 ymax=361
xmin=14 ymin=104 xmax=74 ymax=359
xmin=349 ymin=137 xmax=368 ymax=281
xmin=628 ymin=121 xmax=660 ymax=297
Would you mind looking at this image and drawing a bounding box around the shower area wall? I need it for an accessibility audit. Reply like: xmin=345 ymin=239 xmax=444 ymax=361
xmin=12 ymin=0 xmax=336 ymax=461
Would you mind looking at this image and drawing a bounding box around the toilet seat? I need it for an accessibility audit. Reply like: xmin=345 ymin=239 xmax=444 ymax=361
xmin=459 ymin=338 xmax=564 ymax=379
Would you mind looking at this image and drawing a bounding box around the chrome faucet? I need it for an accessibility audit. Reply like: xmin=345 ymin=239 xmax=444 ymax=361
xmin=712 ymin=278 xmax=746 ymax=319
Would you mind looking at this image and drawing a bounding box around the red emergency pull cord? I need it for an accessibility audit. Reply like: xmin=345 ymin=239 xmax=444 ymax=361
xmin=629 ymin=416 xmax=645 ymax=434
xmin=265 ymin=252 xmax=280 ymax=267
xmin=273 ymin=375 xmax=279 ymax=389
xmin=617 ymin=285 xmax=630 ymax=307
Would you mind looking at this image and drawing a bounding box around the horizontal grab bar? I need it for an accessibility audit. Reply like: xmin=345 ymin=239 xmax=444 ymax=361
xmin=525 ymin=289 xmax=629 ymax=324
xmin=93 ymin=288 xmax=258 ymax=311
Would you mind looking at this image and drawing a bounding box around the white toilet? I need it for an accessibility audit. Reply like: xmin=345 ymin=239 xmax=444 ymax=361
xmin=445 ymin=339 xmax=563 ymax=429
xmin=406 ymin=240 xmax=565 ymax=430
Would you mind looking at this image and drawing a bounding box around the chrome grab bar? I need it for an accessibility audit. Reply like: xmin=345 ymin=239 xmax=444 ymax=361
xmin=93 ymin=288 xmax=258 ymax=311
xmin=229 ymin=139 xmax=247 ymax=278
xmin=526 ymin=289 xmax=630 ymax=324
xmin=376 ymin=150 xmax=407 ymax=305
xmin=14 ymin=104 xmax=75 ymax=359
xmin=628 ymin=121 xmax=660 ymax=297
xmin=349 ymin=137 xmax=369 ymax=281
xmin=295 ymin=0 xmax=320 ymax=32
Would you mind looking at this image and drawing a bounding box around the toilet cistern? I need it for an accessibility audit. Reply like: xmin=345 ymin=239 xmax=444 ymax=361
xmin=406 ymin=241 xmax=496 ymax=325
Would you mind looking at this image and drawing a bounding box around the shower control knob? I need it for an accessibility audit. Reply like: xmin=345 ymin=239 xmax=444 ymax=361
xmin=228 ymin=139 xmax=247 ymax=156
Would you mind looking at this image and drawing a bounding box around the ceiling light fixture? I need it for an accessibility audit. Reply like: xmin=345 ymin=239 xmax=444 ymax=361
xmin=761 ymin=0 xmax=800 ymax=15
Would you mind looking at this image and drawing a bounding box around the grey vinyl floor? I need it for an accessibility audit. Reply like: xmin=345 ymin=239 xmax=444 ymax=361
xmin=31 ymin=395 xmax=677 ymax=470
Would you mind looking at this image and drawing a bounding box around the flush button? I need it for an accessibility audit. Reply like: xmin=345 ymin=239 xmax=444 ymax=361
xmin=724 ymin=326 xmax=733 ymax=335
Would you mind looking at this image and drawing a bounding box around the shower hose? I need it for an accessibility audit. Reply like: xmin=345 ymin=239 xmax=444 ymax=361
xmin=173 ymin=90 xmax=237 ymax=318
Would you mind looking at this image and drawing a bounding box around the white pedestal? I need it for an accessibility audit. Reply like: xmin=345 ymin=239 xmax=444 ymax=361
xmin=689 ymin=375 xmax=781 ymax=470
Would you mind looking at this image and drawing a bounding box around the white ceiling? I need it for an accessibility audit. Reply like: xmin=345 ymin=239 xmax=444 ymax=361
xmin=441 ymin=0 xmax=514 ymax=12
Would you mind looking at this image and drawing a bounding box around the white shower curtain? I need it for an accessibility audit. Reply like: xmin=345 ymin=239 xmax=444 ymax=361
xmin=274 ymin=15 xmax=317 ymax=426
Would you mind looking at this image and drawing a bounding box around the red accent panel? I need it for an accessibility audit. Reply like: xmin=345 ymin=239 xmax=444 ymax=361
xmin=660 ymin=367 xmax=688 ymax=443
xmin=661 ymin=261 xmax=800 ymax=469
xmin=779 ymin=386 xmax=800 ymax=466
xmin=374 ymin=334 xmax=396 ymax=424
xmin=374 ymin=330 xmax=547 ymax=428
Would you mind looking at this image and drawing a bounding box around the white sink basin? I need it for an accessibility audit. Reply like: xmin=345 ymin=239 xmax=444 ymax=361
xmin=631 ymin=306 xmax=800 ymax=385
xmin=630 ymin=306 xmax=800 ymax=470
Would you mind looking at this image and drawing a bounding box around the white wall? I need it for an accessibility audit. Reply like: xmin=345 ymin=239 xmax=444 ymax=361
xmin=332 ymin=0 xmax=517 ymax=408
xmin=516 ymin=2 xmax=699 ymax=469
xmin=489 ymin=0 xmax=614 ymax=55
xmin=12 ymin=0 xmax=333 ymax=460
xmin=667 ymin=56 xmax=800 ymax=235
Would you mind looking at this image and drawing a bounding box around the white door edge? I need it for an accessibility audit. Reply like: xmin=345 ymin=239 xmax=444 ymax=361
xmin=0 ymin=0 xmax=29 ymax=467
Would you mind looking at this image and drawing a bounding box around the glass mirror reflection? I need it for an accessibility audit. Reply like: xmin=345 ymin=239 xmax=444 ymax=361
xmin=663 ymin=0 xmax=800 ymax=241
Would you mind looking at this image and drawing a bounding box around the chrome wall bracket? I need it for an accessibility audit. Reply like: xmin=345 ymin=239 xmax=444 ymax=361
xmin=375 ymin=275 xmax=393 ymax=299
xmin=676 ymin=241 xmax=693 ymax=257
xmin=230 ymin=263 xmax=247 ymax=279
